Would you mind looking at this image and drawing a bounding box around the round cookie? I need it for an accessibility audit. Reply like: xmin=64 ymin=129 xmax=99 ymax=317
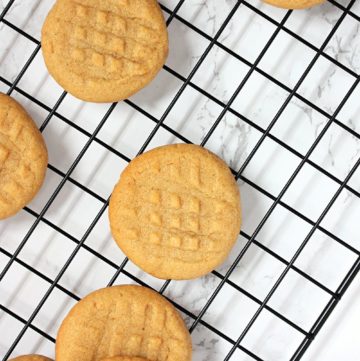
xmin=0 ymin=94 xmax=48 ymax=219
xmin=109 ymin=144 xmax=241 ymax=280
xmin=263 ymin=0 xmax=325 ymax=9
xmin=56 ymin=285 xmax=192 ymax=361
xmin=101 ymin=356 xmax=148 ymax=361
xmin=9 ymin=355 xmax=53 ymax=361
xmin=41 ymin=0 xmax=168 ymax=103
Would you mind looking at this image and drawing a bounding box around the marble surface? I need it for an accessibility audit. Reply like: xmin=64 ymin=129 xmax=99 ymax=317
xmin=0 ymin=0 xmax=360 ymax=360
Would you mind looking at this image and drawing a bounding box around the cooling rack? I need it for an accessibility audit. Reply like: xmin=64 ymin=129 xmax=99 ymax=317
xmin=1 ymin=0 xmax=360 ymax=360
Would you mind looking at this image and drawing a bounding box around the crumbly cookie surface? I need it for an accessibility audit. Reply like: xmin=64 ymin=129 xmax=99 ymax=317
xmin=109 ymin=144 xmax=241 ymax=280
xmin=263 ymin=0 xmax=325 ymax=9
xmin=0 ymin=94 xmax=48 ymax=219
xmin=56 ymin=285 xmax=192 ymax=361
xmin=41 ymin=0 xmax=168 ymax=102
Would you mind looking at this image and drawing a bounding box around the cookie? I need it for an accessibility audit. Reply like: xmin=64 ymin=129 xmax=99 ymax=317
xmin=101 ymin=357 xmax=149 ymax=361
xmin=263 ymin=0 xmax=325 ymax=9
xmin=9 ymin=355 xmax=53 ymax=361
xmin=41 ymin=0 xmax=168 ymax=103
xmin=0 ymin=94 xmax=48 ymax=220
xmin=109 ymin=144 xmax=241 ymax=280
xmin=56 ymin=285 xmax=192 ymax=361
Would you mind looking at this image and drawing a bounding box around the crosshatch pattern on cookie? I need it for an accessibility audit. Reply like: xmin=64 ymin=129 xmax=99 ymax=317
xmin=103 ymin=304 xmax=184 ymax=358
xmin=129 ymin=188 xmax=231 ymax=253
xmin=114 ymin=150 xmax=240 ymax=264
xmin=59 ymin=294 xmax=190 ymax=361
xmin=50 ymin=1 xmax=164 ymax=81
xmin=42 ymin=0 xmax=168 ymax=101
xmin=0 ymin=104 xmax=42 ymax=208
xmin=123 ymin=194 xmax=233 ymax=255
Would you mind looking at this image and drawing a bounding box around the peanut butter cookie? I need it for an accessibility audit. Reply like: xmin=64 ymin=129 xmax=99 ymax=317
xmin=42 ymin=0 xmax=168 ymax=102
xmin=56 ymin=285 xmax=192 ymax=361
xmin=101 ymin=357 xmax=149 ymax=361
xmin=109 ymin=144 xmax=241 ymax=280
xmin=0 ymin=94 xmax=48 ymax=219
xmin=9 ymin=355 xmax=53 ymax=361
xmin=263 ymin=0 xmax=325 ymax=9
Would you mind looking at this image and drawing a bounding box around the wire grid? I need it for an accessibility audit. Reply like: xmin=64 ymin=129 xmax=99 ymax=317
xmin=0 ymin=0 xmax=360 ymax=360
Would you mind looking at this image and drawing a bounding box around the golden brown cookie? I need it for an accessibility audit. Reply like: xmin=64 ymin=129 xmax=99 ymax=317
xmin=263 ymin=0 xmax=325 ymax=9
xmin=109 ymin=144 xmax=241 ymax=280
xmin=101 ymin=357 xmax=149 ymax=361
xmin=0 ymin=94 xmax=48 ymax=220
xmin=9 ymin=355 xmax=53 ymax=361
xmin=41 ymin=0 xmax=168 ymax=102
xmin=56 ymin=285 xmax=192 ymax=361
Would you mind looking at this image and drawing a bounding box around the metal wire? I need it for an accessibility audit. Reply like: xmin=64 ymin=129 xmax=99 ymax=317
xmin=1 ymin=0 xmax=360 ymax=360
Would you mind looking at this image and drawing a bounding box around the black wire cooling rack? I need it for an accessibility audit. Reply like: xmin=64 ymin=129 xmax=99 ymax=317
xmin=1 ymin=0 xmax=360 ymax=360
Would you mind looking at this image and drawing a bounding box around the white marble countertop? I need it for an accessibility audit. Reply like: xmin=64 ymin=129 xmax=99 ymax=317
xmin=0 ymin=0 xmax=359 ymax=360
